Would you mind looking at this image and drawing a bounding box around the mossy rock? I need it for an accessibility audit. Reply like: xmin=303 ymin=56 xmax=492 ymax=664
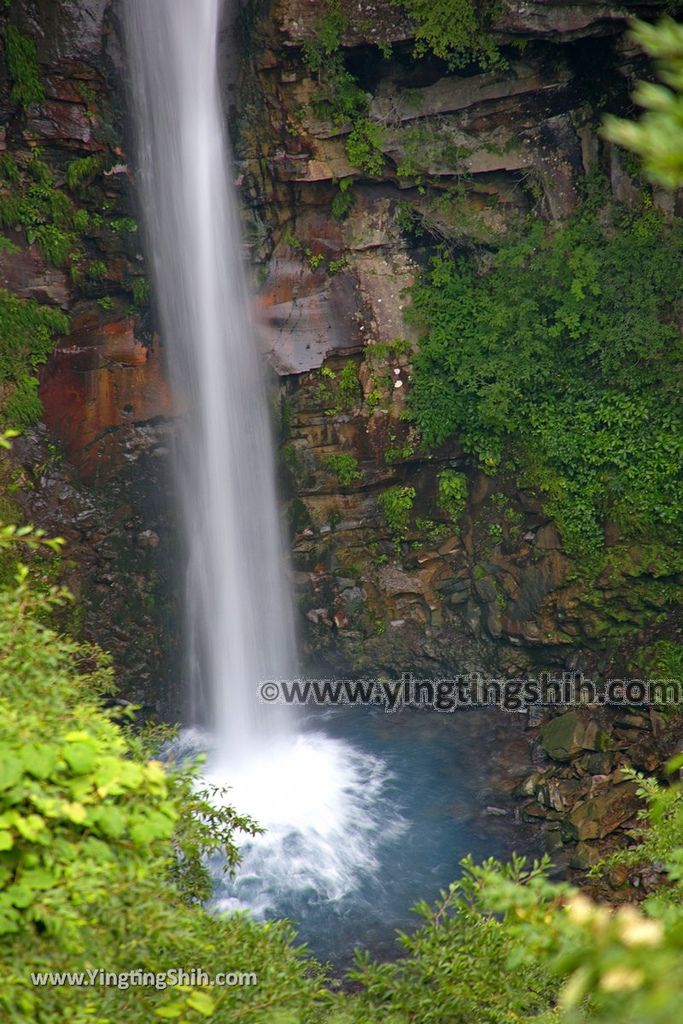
xmin=540 ymin=710 xmax=611 ymax=762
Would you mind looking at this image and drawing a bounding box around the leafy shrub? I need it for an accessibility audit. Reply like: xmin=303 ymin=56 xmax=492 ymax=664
xmin=316 ymin=362 xmax=362 ymax=415
xmin=4 ymin=26 xmax=44 ymax=108
xmin=110 ymin=216 xmax=138 ymax=234
xmin=87 ymin=259 xmax=107 ymax=281
xmin=331 ymin=179 xmax=354 ymax=220
xmin=378 ymin=485 xmax=416 ymax=537
xmin=0 ymin=154 xmax=85 ymax=267
xmin=409 ymin=205 xmax=683 ymax=556
xmin=437 ymin=470 xmax=468 ymax=523
xmin=131 ymin=276 xmax=151 ymax=308
xmin=3 ymin=374 xmax=42 ymax=426
xmin=302 ymin=2 xmax=385 ymax=175
xmin=346 ymin=118 xmax=385 ymax=176
xmin=65 ymin=155 xmax=104 ymax=192
xmin=323 ymin=453 xmax=362 ymax=485
xmin=344 ymin=857 xmax=556 ymax=1024
xmin=391 ymin=0 xmax=502 ymax=70
xmin=0 ymin=290 xmax=69 ymax=424
xmin=342 ymin=757 xmax=683 ymax=1024
xmin=0 ymin=523 xmax=330 ymax=1023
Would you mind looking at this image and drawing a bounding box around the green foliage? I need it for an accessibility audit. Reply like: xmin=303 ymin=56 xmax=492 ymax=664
xmin=604 ymin=19 xmax=683 ymax=188
xmin=0 ymin=290 xmax=69 ymax=424
xmin=65 ymin=155 xmax=104 ymax=192
xmin=331 ymin=179 xmax=355 ymax=220
xmin=307 ymin=249 xmax=325 ymax=270
xmin=0 ymin=525 xmax=331 ymax=1023
xmin=316 ymin=362 xmax=362 ymax=415
xmin=165 ymin=771 xmax=263 ymax=906
xmin=87 ymin=259 xmax=107 ymax=281
xmin=301 ymin=0 xmax=347 ymax=72
xmin=3 ymin=375 xmax=42 ymax=426
xmin=302 ymin=2 xmax=385 ymax=175
xmin=414 ymin=516 xmax=449 ymax=545
xmin=345 ymin=118 xmax=385 ymax=176
xmin=323 ymin=453 xmax=362 ymax=486
xmin=131 ymin=275 xmax=151 ymax=308
xmin=391 ymin=0 xmax=502 ymax=70
xmin=0 ymin=153 xmax=86 ymax=267
xmin=437 ymin=469 xmax=468 ymax=523
xmin=593 ymin=764 xmax=683 ymax=889
xmin=378 ymin=485 xmax=416 ymax=538
xmin=4 ymin=26 xmax=44 ymax=108
xmin=487 ymin=521 xmax=503 ymax=544
xmin=395 ymin=124 xmax=471 ymax=184
xmin=110 ymin=216 xmax=138 ymax=234
xmin=344 ymin=856 xmax=557 ymax=1023
xmin=477 ymin=761 xmax=683 ymax=1024
xmin=385 ymin=440 xmax=414 ymax=465
xmin=328 ymin=254 xmax=351 ymax=274
xmin=409 ymin=205 xmax=683 ymax=556
xmin=303 ymin=1 xmax=366 ymax=127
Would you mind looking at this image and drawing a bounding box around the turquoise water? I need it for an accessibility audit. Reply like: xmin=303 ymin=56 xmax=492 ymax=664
xmin=205 ymin=707 xmax=540 ymax=968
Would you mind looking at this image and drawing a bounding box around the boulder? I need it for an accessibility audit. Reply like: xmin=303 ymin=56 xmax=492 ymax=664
xmin=563 ymin=780 xmax=640 ymax=842
xmin=570 ymin=842 xmax=601 ymax=870
xmin=541 ymin=710 xmax=609 ymax=762
xmin=377 ymin=564 xmax=424 ymax=596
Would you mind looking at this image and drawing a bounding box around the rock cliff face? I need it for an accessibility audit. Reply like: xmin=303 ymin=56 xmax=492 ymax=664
xmin=0 ymin=0 xmax=180 ymax=708
xmin=1 ymin=1 xmax=680 ymax=707
xmin=232 ymin=0 xmax=680 ymax=686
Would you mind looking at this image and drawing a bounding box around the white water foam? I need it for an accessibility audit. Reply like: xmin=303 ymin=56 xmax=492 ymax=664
xmin=177 ymin=728 xmax=406 ymax=919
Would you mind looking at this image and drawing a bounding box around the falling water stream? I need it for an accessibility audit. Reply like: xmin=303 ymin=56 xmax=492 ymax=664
xmin=123 ymin=0 xmax=538 ymax=968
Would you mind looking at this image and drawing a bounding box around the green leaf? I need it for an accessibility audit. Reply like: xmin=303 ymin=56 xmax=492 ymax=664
xmin=6 ymin=884 xmax=35 ymax=908
xmin=63 ymin=741 xmax=97 ymax=775
xmin=61 ymin=802 xmax=87 ymax=824
xmin=21 ymin=743 xmax=57 ymax=779
xmin=154 ymin=1003 xmax=184 ymax=1019
xmin=15 ymin=814 xmax=45 ymax=841
xmin=0 ymin=757 xmax=22 ymax=791
xmin=187 ymin=991 xmax=215 ymax=1016
xmin=94 ymin=806 xmax=125 ymax=839
xmin=22 ymin=868 xmax=56 ymax=890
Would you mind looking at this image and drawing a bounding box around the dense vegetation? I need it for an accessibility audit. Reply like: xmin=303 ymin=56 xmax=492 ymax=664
xmin=390 ymin=0 xmax=501 ymax=69
xmin=408 ymin=201 xmax=683 ymax=557
xmin=1 ymin=514 xmax=682 ymax=1022
xmin=3 ymin=24 xmax=43 ymax=109
xmin=0 ymin=504 xmax=329 ymax=1023
xmin=0 ymin=290 xmax=68 ymax=424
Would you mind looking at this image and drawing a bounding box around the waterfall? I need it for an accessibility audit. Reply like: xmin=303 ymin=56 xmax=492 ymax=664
xmin=122 ymin=0 xmax=295 ymax=757
xmin=122 ymin=0 xmax=401 ymax=953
